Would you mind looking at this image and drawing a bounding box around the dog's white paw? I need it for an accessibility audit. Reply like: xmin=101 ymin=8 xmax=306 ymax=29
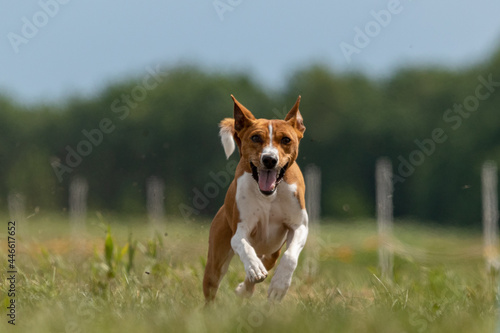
xmin=235 ymin=282 xmax=254 ymax=298
xmin=245 ymin=258 xmax=268 ymax=283
xmin=267 ymin=275 xmax=292 ymax=302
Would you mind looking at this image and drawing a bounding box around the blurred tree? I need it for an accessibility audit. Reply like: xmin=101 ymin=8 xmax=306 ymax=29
xmin=0 ymin=53 xmax=499 ymax=226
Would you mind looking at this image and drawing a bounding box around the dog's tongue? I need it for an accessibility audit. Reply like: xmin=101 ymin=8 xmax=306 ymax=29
xmin=258 ymin=169 xmax=278 ymax=192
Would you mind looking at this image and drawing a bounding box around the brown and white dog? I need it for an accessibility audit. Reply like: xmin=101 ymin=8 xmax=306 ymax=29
xmin=203 ymin=95 xmax=308 ymax=302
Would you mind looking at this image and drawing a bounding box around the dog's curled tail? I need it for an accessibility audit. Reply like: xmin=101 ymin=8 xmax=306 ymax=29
xmin=219 ymin=118 xmax=235 ymax=159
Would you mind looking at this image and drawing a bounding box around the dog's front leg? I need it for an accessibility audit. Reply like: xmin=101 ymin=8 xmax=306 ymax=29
xmin=231 ymin=223 xmax=268 ymax=283
xmin=268 ymin=214 xmax=308 ymax=301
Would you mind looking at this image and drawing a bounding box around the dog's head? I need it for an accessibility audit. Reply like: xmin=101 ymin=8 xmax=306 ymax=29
xmin=219 ymin=95 xmax=305 ymax=196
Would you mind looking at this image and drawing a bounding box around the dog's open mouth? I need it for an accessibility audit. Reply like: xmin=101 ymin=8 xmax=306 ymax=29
xmin=250 ymin=162 xmax=288 ymax=196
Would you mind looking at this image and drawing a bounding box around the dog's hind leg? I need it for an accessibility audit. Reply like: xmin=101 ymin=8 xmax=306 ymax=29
xmin=262 ymin=249 xmax=281 ymax=271
xmin=235 ymin=249 xmax=281 ymax=298
xmin=203 ymin=208 xmax=234 ymax=302
xmin=235 ymin=278 xmax=255 ymax=298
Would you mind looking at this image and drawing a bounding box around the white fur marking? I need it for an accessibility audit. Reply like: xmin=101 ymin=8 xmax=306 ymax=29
xmin=231 ymin=223 xmax=268 ymax=283
xmin=269 ymin=123 xmax=274 ymax=148
xmin=268 ymin=218 xmax=308 ymax=301
xmin=233 ymin=172 xmax=307 ymax=299
xmin=262 ymin=123 xmax=279 ymax=163
xmin=220 ymin=127 xmax=235 ymax=159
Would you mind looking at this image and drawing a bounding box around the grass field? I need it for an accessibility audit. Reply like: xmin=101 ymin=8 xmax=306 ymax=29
xmin=0 ymin=214 xmax=498 ymax=333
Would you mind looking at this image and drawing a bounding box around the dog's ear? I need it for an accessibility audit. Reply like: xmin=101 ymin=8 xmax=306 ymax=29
xmin=231 ymin=95 xmax=256 ymax=132
xmin=285 ymin=96 xmax=306 ymax=136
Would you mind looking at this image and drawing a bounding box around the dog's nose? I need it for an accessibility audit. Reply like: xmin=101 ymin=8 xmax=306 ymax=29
xmin=262 ymin=155 xmax=278 ymax=169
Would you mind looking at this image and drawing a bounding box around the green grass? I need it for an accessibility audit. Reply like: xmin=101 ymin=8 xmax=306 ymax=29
xmin=0 ymin=214 xmax=498 ymax=332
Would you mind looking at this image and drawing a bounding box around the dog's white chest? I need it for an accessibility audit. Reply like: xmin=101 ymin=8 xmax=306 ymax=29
xmin=235 ymin=172 xmax=302 ymax=255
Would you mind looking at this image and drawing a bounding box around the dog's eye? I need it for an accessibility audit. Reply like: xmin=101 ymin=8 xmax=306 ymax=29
xmin=251 ymin=135 xmax=262 ymax=143
xmin=281 ymin=137 xmax=291 ymax=145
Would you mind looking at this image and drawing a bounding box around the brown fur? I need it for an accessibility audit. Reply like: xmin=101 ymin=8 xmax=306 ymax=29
xmin=203 ymin=95 xmax=306 ymax=301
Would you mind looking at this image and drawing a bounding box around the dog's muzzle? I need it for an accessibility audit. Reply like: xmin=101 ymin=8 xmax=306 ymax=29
xmin=250 ymin=160 xmax=288 ymax=196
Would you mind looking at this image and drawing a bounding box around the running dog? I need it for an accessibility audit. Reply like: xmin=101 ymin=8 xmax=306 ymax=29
xmin=203 ymin=95 xmax=308 ymax=302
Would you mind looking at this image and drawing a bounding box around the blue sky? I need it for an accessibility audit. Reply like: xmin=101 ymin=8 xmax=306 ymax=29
xmin=2 ymin=0 xmax=500 ymax=104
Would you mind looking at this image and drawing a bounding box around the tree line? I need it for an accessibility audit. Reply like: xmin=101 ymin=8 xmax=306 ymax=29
xmin=2 ymin=48 xmax=500 ymax=226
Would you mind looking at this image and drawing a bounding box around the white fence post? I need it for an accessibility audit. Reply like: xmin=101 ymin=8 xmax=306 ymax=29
xmin=147 ymin=176 xmax=165 ymax=224
xmin=376 ymin=158 xmax=394 ymax=280
xmin=304 ymin=164 xmax=322 ymax=278
xmin=69 ymin=176 xmax=88 ymax=228
xmin=305 ymin=164 xmax=321 ymax=224
xmin=8 ymin=192 xmax=26 ymax=225
xmin=482 ymin=161 xmax=499 ymax=272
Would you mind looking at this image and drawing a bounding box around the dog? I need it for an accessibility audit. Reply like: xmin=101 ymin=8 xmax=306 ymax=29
xmin=203 ymin=95 xmax=308 ymax=302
